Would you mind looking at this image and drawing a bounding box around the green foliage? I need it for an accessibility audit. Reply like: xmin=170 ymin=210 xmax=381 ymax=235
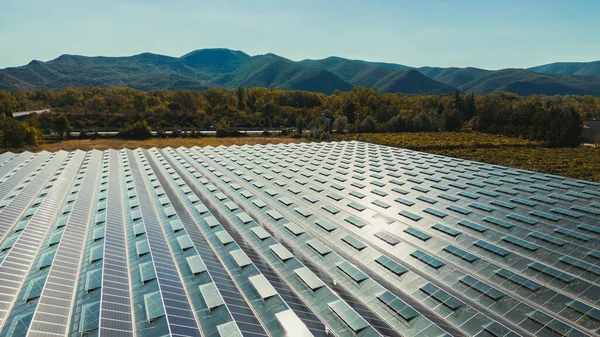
xmin=357 ymin=116 xmax=377 ymax=133
xmin=214 ymin=118 xmax=245 ymax=138
xmin=332 ymin=116 xmax=348 ymax=133
xmin=440 ymin=108 xmax=461 ymax=131
xmin=473 ymin=93 xmax=584 ymax=147
xmin=0 ymin=86 xmax=596 ymax=147
xmin=53 ymin=114 xmax=72 ymax=139
xmin=0 ymin=115 xmax=43 ymax=148
xmin=118 ymin=120 xmax=153 ymax=139
xmin=0 ymin=117 xmax=25 ymax=148
xmin=22 ymin=116 xmax=43 ymax=145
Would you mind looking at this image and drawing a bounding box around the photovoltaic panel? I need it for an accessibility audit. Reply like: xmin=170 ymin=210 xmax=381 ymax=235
xmin=0 ymin=141 xmax=598 ymax=337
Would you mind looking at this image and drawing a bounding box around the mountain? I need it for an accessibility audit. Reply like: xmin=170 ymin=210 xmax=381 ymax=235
xmin=301 ymin=57 xmax=600 ymax=96
xmin=456 ymin=69 xmax=600 ymax=96
xmin=416 ymin=67 xmax=492 ymax=89
xmin=300 ymin=57 xmax=454 ymax=94
xmin=528 ymin=61 xmax=600 ymax=77
xmin=1 ymin=48 xmax=600 ymax=96
xmin=0 ymin=49 xmax=453 ymax=95
xmin=418 ymin=67 xmax=600 ymax=96
xmin=0 ymin=49 xmax=355 ymax=94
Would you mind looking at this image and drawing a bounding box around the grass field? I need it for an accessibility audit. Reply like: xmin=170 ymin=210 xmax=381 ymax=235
xmin=333 ymin=132 xmax=544 ymax=150
xmin=31 ymin=137 xmax=304 ymax=152
xmin=333 ymin=132 xmax=600 ymax=182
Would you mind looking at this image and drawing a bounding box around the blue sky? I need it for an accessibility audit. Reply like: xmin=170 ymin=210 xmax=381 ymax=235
xmin=1 ymin=0 xmax=598 ymax=69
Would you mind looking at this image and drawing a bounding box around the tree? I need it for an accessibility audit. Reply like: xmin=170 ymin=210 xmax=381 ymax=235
xmin=21 ymin=116 xmax=43 ymax=145
xmin=0 ymin=117 xmax=25 ymax=148
xmin=296 ymin=117 xmax=306 ymax=134
xmin=0 ymin=91 xmax=18 ymax=117
xmin=53 ymin=115 xmax=72 ymax=139
xmin=342 ymin=99 xmax=357 ymax=124
xmin=133 ymin=94 xmax=147 ymax=112
xmin=595 ymin=135 xmax=600 ymax=148
xmin=332 ymin=116 xmax=348 ymax=133
xmin=215 ymin=118 xmax=230 ymax=138
xmin=118 ymin=120 xmax=153 ymax=139
xmin=544 ymin=106 xmax=582 ymax=147
xmin=171 ymin=126 xmax=181 ymax=138
xmin=236 ymin=86 xmax=246 ymax=111
xmin=440 ymin=108 xmax=461 ymax=131
xmin=358 ymin=116 xmax=377 ymax=133
xmin=462 ymin=93 xmax=477 ymax=121
xmin=388 ymin=115 xmax=407 ymax=132
xmin=57 ymin=88 xmax=83 ymax=107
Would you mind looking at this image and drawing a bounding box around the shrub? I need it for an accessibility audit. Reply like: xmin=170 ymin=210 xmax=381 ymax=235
xmin=119 ymin=120 xmax=153 ymax=139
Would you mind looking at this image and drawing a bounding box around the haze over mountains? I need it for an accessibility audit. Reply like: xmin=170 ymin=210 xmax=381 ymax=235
xmin=1 ymin=48 xmax=600 ymax=96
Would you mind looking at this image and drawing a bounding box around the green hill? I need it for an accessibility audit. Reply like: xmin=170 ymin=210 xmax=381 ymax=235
xmin=0 ymin=49 xmax=355 ymax=94
xmin=2 ymin=49 xmax=600 ymax=95
xmin=455 ymin=69 xmax=600 ymax=96
xmin=227 ymin=54 xmax=353 ymax=94
xmin=300 ymin=58 xmax=454 ymax=94
xmin=528 ymin=61 xmax=600 ymax=76
xmin=417 ymin=67 xmax=492 ymax=88
xmin=301 ymin=57 xmax=600 ymax=96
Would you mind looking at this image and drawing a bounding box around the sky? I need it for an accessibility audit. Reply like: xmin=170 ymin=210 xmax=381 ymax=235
xmin=1 ymin=0 xmax=599 ymax=70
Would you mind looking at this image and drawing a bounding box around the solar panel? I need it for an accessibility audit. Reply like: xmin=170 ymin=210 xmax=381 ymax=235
xmin=1 ymin=142 xmax=597 ymax=337
xmin=420 ymin=283 xmax=463 ymax=310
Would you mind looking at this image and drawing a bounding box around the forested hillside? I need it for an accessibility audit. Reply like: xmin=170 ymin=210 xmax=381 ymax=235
xmin=529 ymin=61 xmax=600 ymax=76
xmin=2 ymin=49 xmax=600 ymax=96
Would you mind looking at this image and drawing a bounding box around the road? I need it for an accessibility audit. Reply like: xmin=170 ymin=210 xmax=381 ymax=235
xmin=13 ymin=109 xmax=50 ymax=118
xmin=67 ymin=130 xmax=281 ymax=136
xmin=11 ymin=109 xmax=284 ymax=136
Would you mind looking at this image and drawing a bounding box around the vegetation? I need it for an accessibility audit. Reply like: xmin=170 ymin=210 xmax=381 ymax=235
xmin=53 ymin=115 xmax=72 ymax=139
xmin=333 ymin=133 xmax=600 ymax=182
xmin=0 ymin=116 xmax=43 ymax=148
xmin=3 ymin=48 xmax=600 ymax=96
xmin=118 ymin=120 xmax=153 ymax=139
xmin=2 ymin=86 xmax=593 ymax=146
xmin=528 ymin=61 xmax=600 ymax=77
xmin=333 ymin=132 xmax=544 ymax=150
xmin=418 ymin=67 xmax=600 ymax=96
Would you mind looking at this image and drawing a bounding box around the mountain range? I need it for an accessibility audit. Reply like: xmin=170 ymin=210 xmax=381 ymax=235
xmin=1 ymin=48 xmax=599 ymax=96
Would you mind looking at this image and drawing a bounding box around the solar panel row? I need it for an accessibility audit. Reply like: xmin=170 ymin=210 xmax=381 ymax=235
xmin=0 ymin=141 xmax=597 ymax=337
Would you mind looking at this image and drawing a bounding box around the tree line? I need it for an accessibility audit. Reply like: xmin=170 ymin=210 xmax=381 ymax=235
xmin=0 ymin=86 xmax=597 ymax=147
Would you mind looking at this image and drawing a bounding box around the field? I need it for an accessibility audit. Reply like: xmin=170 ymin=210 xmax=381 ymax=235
xmin=333 ymin=133 xmax=600 ymax=182
xmin=30 ymin=137 xmax=304 ymax=153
